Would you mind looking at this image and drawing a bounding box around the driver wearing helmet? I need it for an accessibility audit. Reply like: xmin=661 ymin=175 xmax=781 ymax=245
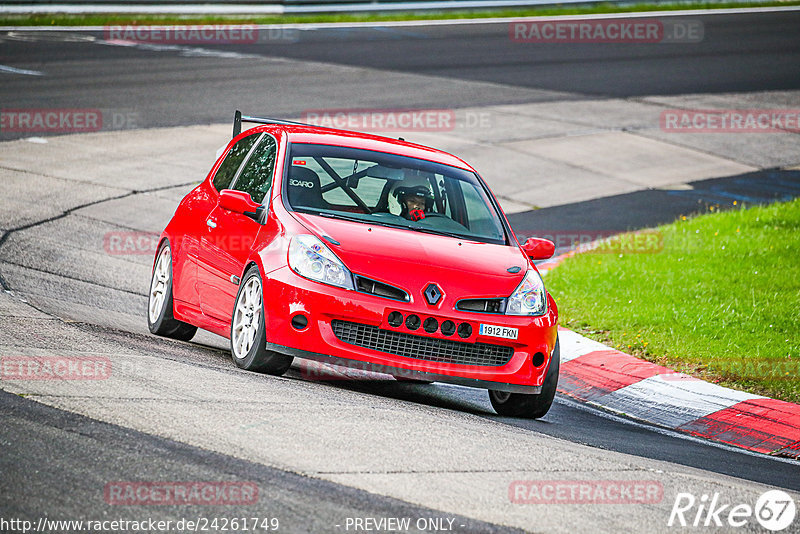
xmin=393 ymin=184 xmax=434 ymax=221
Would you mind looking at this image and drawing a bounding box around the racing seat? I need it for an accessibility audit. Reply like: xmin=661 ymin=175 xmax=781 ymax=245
xmin=287 ymin=166 xmax=330 ymax=210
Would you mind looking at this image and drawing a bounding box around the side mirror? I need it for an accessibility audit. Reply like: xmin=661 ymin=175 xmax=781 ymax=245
xmin=521 ymin=237 xmax=556 ymax=260
xmin=219 ymin=189 xmax=262 ymax=220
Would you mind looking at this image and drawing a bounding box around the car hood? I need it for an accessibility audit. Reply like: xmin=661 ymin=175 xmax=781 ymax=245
xmin=292 ymin=213 xmax=530 ymax=301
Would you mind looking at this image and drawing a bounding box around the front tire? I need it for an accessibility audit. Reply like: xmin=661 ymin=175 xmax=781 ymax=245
xmin=489 ymin=337 xmax=560 ymax=419
xmin=230 ymin=266 xmax=293 ymax=375
xmin=147 ymin=241 xmax=197 ymax=341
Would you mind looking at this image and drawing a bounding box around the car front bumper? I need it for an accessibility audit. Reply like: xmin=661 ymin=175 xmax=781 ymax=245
xmin=263 ymin=266 xmax=558 ymax=393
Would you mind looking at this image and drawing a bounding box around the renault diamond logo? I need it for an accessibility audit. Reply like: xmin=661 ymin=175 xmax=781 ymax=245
xmin=423 ymin=283 xmax=443 ymax=306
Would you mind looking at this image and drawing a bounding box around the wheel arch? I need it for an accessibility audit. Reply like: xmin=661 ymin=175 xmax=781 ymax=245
xmin=152 ymin=234 xmax=171 ymax=271
xmin=240 ymin=259 xmax=262 ymax=281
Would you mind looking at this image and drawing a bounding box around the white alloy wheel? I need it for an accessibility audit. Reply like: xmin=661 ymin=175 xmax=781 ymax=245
xmin=232 ymin=275 xmax=263 ymax=360
xmin=149 ymin=245 xmax=171 ymax=325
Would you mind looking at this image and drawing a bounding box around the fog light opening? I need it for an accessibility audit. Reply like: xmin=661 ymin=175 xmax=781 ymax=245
xmin=457 ymin=322 xmax=472 ymax=339
xmin=291 ymin=314 xmax=309 ymax=330
xmin=387 ymin=311 xmax=404 ymax=327
xmin=423 ymin=317 xmax=438 ymax=333
xmin=532 ymin=352 xmax=545 ymax=367
xmin=440 ymin=320 xmax=455 ymax=336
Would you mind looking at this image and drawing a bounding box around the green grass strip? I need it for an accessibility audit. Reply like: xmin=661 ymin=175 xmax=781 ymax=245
xmin=1 ymin=0 xmax=799 ymax=27
xmin=545 ymin=198 xmax=800 ymax=403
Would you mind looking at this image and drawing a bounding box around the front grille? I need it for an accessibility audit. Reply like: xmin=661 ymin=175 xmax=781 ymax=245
xmin=457 ymin=298 xmax=506 ymax=314
xmin=354 ymin=276 xmax=409 ymax=302
xmin=332 ymin=320 xmax=514 ymax=367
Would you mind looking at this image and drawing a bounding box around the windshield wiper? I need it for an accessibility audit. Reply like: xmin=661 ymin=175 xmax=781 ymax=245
xmin=314 ymin=211 xmax=413 ymax=233
xmin=305 ymin=210 xmax=473 ymax=240
xmin=407 ymin=225 xmax=470 ymax=240
xmin=313 ymin=210 xmax=367 ymax=224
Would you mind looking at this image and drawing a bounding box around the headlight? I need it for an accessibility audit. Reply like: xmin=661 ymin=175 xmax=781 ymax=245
xmin=288 ymin=235 xmax=354 ymax=290
xmin=506 ymin=270 xmax=547 ymax=316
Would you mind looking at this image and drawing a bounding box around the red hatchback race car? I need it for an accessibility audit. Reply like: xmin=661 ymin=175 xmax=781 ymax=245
xmin=148 ymin=111 xmax=559 ymax=418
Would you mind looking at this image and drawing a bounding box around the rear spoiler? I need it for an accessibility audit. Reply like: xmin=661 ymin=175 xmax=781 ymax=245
xmin=232 ymin=110 xmax=314 ymax=138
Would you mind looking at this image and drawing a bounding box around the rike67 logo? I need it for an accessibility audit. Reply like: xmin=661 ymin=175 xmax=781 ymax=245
xmin=668 ymin=490 xmax=796 ymax=531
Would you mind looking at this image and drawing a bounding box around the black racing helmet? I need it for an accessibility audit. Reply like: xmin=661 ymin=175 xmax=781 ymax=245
xmin=393 ymin=185 xmax=434 ymax=204
xmin=393 ymin=184 xmax=434 ymax=217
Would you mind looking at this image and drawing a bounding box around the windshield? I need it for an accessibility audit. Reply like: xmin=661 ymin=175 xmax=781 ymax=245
xmin=284 ymin=143 xmax=507 ymax=245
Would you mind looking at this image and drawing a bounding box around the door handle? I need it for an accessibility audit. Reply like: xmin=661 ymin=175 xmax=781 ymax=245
xmin=206 ymin=219 xmax=217 ymax=229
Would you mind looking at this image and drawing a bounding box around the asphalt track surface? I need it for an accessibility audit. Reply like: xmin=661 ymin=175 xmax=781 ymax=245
xmin=1 ymin=11 xmax=799 ymax=133
xmin=237 ymin=12 xmax=800 ymax=97
xmin=1 ymin=10 xmax=800 ymax=533
xmin=0 ymin=390 xmax=517 ymax=534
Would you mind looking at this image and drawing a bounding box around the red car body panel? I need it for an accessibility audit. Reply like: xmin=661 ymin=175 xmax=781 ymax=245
xmin=157 ymin=124 xmax=558 ymax=392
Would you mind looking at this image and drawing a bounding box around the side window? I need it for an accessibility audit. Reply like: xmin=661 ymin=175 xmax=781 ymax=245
xmin=212 ymin=134 xmax=259 ymax=191
xmin=233 ymin=135 xmax=278 ymax=203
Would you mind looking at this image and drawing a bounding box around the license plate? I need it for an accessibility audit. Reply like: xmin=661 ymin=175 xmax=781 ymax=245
xmin=479 ymin=324 xmax=518 ymax=340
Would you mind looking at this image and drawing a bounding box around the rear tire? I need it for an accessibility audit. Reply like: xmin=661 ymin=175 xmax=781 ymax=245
xmin=147 ymin=241 xmax=197 ymax=341
xmin=489 ymin=337 xmax=560 ymax=419
xmin=230 ymin=266 xmax=293 ymax=375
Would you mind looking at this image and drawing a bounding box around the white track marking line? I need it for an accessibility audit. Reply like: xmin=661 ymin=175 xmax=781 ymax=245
xmin=96 ymin=39 xmax=263 ymax=59
xmin=0 ymin=64 xmax=43 ymax=76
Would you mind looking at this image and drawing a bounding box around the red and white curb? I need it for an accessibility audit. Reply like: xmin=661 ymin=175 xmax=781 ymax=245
xmin=541 ymin=252 xmax=800 ymax=459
